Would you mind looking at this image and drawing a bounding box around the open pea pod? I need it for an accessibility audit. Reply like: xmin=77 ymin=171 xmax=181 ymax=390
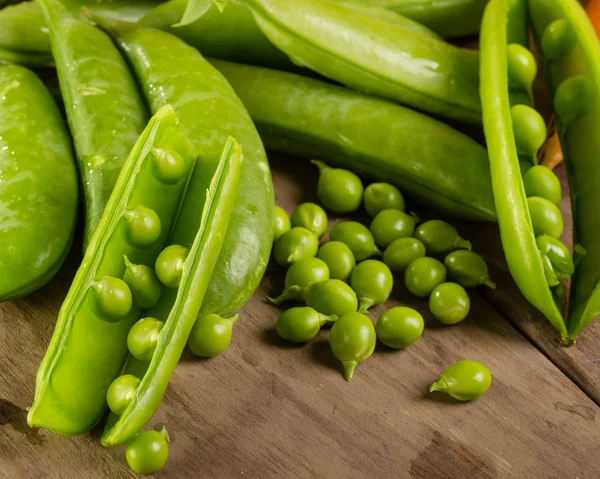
xmin=28 ymin=105 xmax=197 ymax=436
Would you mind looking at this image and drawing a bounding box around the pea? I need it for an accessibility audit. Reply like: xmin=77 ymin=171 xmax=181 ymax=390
xmin=522 ymin=165 xmax=562 ymax=205
xmin=430 ymin=360 xmax=492 ymax=401
xmin=414 ymin=220 xmax=471 ymax=257
xmin=330 ymin=221 xmax=380 ymax=261
xmin=123 ymin=205 xmax=162 ymax=249
xmin=273 ymin=227 xmax=319 ymax=267
xmin=350 ymin=260 xmax=393 ymax=313
xmin=376 ymin=307 xmax=424 ymax=349
xmin=155 ymin=244 xmax=189 ymax=288
xmin=527 ymin=196 xmax=564 ymax=238
xmin=541 ymin=19 xmax=576 ymax=60
xmin=429 ymin=282 xmax=470 ymax=325
xmin=383 ymin=237 xmax=426 ymax=273
xmin=127 ymin=317 xmax=164 ymax=361
xmin=123 ymin=257 xmax=162 ymax=309
xmin=444 ymin=250 xmax=496 ymax=289
xmin=268 ymin=257 xmax=329 ymax=305
xmin=554 ymin=75 xmax=597 ymax=126
xmin=306 ymin=279 xmax=358 ymax=318
xmin=312 ymin=160 xmax=363 ymax=213
xmin=125 ymin=430 xmax=169 ymax=475
xmin=363 ymin=182 xmax=405 ymax=217
xmin=274 ymin=206 xmax=291 ymax=242
xmin=90 ymin=276 xmax=133 ymax=322
xmin=507 ymin=43 xmax=537 ymax=91
xmin=511 ymin=104 xmax=547 ymax=158
xmin=275 ymin=306 xmax=334 ymax=343
xmin=151 ymin=146 xmax=187 ymax=185
xmin=106 ymin=374 xmax=140 ymax=415
xmin=369 ymin=209 xmax=417 ymax=250
xmin=317 ymin=241 xmax=356 ymax=282
xmin=509 ymin=88 xmax=532 ymax=107
xmin=405 ymin=257 xmax=446 ymax=297
xmin=291 ymin=202 xmax=328 ymax=239
xmin=188 ymin=314 xmax=238 ymax=358
xmin=329 ymin=312 xmax=376 ymax=382
xmin=536 ymin=235 xmax=574 ymax=287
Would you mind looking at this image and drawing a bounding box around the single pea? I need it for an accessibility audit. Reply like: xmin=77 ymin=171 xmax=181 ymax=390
xmin=273 ymin=227 xmax=319 ymax=267
xmin=429 ymin=282 xmax=470 ymax=325
xmin=151 ymin=146 xmax=187 ymax=184
xmin=317 ymin=241 xmax=356 ymax=282
xmin=312 ymin=160 xmax=363 ymax=213
xmin=155 ymin=244 xmax=189 ymax=288
xmin=269 ymin=257 xmax=329 ymax=305
xmin=527 ymin=196 xmax=564 ymax=238
xmin=329 ymin=312 xmax=376 ymax=382
xmin=554 ymin=75 xmax=597 ymax=126
xmin=274 ymin=206 xmax=291 ymax=242
xmin=536 ymin=235 xmax=574 ymax=285
xmin=405 ymin=257 xmax=446 ymax=297
xmin=106 ymin=374 xmax=140 ymax=415
xmin=127 ymin=317 xmax=164 ymax=361
xmin=430 ymin=360 xmax=492 ymax=401
xmin=363 ymin=182 xmax=405 ymax=217
xmin=509 ymin=88 xmax=532 ymax=107
xmin=414 ymin=220 xmax=471 ymax=257
xmin=188 ymin=313 xmax=239 ymax=358
xmin=511 ymin=104 xmax=547 ymax=158
xmin=123 ymin=257 xmax=162 ymax=309
xmin=275 ymin=306 xmax=335 ymax=343
xmin=541 ymin=18 xmax=576 ymax=60
xmin=91 ymin=276 xmax=133 ymax=322
xmin=125 ymin=430 xmax=169 ymax=475
xmin=330 ymin=221 xmax=380 ymax=261
xmin=383 ymin=237 xmax=426 ymax=273
xmin=370 ymin=209 xmax=418 ymax=250
xmin=507 ymin=43 xmax=537 ymax=90
xmin=123 ymin=205 xmax=162 ymax=249
xmin=306 ymin=279 xmax=358 ymax=318
xmin=350 ymin=260 xmax=393 ymax=313
xmin=522 ymin=165 xmax=562 ymax=205
xmin=376 ymin=307 xmax=424 ymax=349
xmin=291 ymin=202 xmax=328 ymax=239
xmin=443 ymin=250 xmax=496 ymax=289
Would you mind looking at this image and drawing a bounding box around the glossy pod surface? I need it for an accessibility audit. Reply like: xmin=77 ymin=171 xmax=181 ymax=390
xmin=0 ymin=65 xmax=78 ymax=300
xmin=212 ymin=60 xmax=496 ymax=222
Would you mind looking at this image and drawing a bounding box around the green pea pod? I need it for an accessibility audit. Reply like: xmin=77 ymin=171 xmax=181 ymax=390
xmin=211 ymin=60 xmax=496 ymax=222
xmin=28 ymin=106 xmax=198 ymax=436
xmin=529 ymin=0 xmax=600 ymax=342
xmin=0 ymin=65 xmax=78 ymax=300
xmin=91 ymin=16 xmax=274 ymax=318
xmin=480 ymin=0 xmax=567 ymax=340
xmin=101 ymin=136 xmax=243 ymax=446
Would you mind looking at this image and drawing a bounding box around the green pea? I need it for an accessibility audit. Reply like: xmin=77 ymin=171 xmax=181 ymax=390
xmin=188 ymin=314 xmax=238 ymax=358
xmin=306 ymin=279 xmax=358 ymax=317
xmin=123 ymin=205 xmax=162 ymax=249
xmin=430 ymin=360 xmax=492 ymax=401
xmin=414 ymin=220 xmax=471 ymax=257
xmin=536 ymin=235 xmax=574 ymax=286
xmin=91 ymin=276 xmax=133 ymax=322
xmin=507 ymin=43 xmax=537 ymax=91
xmin=274 ymin=206 xmax=291 ymax=242
xmin=376 ymin=307 xmax=424 ymax=349
xmin=151 ymin=146 xmax=187 ymax=185
xmin=522 ymin=165 xmax=562 ymax=205
xmin=329 ymin=312 xmax=376 ymax=382
xmin=330 ymin=221 xmax=380 ymax=261
xmin=125 ymin=430 xmax=169 ymax=475
xmin=317 ymin=241 xmax=356 ymax=282
xmin=383 ymin=237 xmax=426 ymax=273
xmin=268 ymin=257 xmax=329 ymax=305
xmin=554 ymin=75 xmax=597 ymax=126
xmin=155 ymin=244 xmax=189 ymax=288
xmin=405 ymin=257 xmax=446 ymax=297
xmin=350 ymin=260 xmax=393 ymax=313
xmin=106 ymin=374 xmax=140 ymax=415
xmin=541 ymin=19 xmax=576 ymax=61
xmin=443 ymin=250 xmax=496 ymax=289
xmin=369 ymin=209 xmax=417 ymax=250
xmin=429 ymin=282 xmax=470 ymax=325
xmin=312 ymin=160 xmax=363 ymax=213
xmin=123 ymin=257 xmax=162 ymax=309
xmin=275 ymin=306 xmax=334 ymax=343
xmin=511 ymin=104 xmax=547 ymax=158
xmin=363 ymin=182 xmax=405 ymax=217
xmin=527 ymin=196 xmax=564 ymax=238
xmin=291 ymin=202 xmax=328 ymax=239
xmin=127 ymin=317 xmax=164 ymax=361
xmin=273 ymin=227 xmax=319 ymax=267
xmin=508 ymin=88 xmax=532 ymax=107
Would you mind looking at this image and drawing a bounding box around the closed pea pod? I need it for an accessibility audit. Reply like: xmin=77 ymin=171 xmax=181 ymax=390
xmin=363 ymin=182 xmax=405 ymax=217
xmin=274 ymin=206 xmax=291 ymax=242
xmin=275 ymin=307 xmax=335 ymax=343
xmin=414 ymin=220 xmax=471 ymax=257
xmin=330 ymin=221 xmax=380 ymax=262
xmin=405 ymin=257 xmax=446 ymax=297
xmin=188 ymin=313 xmax=239 ymax=358
xmin=273 ymin=227 xmax=319 ymax=267
xmin=317 ymin=241 xmax=356 ymax=282
xmin=350 ymin=260 xmax=393 ymax=313
xmin=370 ymin=209 xmax=418 ymax=250
xmin=313 ymin=160 xmax=364 ymax=214
xmin=383 ymin=237 xmax=426 ymax=273
xmin=306 ymin=279 xmax=358 ymax=318
xmin=444 ymin=250 xmax=496 ymax=289
xmin=291 ymin=202 xmax=328 ymax=239
xmin=329 ymin=312 xmax=376 ymax=382
xmin=268 ymin=257 xmax=330 ymax=305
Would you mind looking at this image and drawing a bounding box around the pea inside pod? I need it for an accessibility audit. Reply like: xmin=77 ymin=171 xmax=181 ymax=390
xmin=430 ymin=360 xmax=492 ymax=401
xmin=350 ymin=260 xmax=393 ymax=313
xmin=273 ymin=227 xmax=320 ymax=267
xmin=313 ymin=160 xmax=364 ymax=213
xmin=123 ymin=257 xmax=162 ymax=309
xmin=330 ymin=221 xmax=381 ymax=262
xmin=275 ymin=306 xmax=335 ymax=343
xmin=268 ymin=257 xmax=330 ymax=305
xmin=522 ymin=165 xmax=562 ymax=205
xmin=536 ymin=235 xmax=574 ymax=287
xmin=306 ymin=279 xmax=358 ymax=318
xmin=444 ymin=250 xmax=496 ymax=289
xmin=291 ymin=202 xmax=328 ymax=239
xmin=414 ymin=220 xmax=471 ymax=257
xmin=317 ymin=241 xmax=356 ymax=282
xmin=127 ymin=317 xmax=164 ymax=361
xmin=329 ymin=312 xmax=376 ymax=382
xmin=527 ymin=196 xmax=564 ymax=239
xmin=188 ymin=313 xmax=239 ymax=358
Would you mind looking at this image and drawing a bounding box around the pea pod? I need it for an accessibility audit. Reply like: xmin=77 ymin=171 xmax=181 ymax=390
xmin=28 ymin=106 xmax=198 ymax=436
xmin=0 ymin=65 xmax=78 ymax=300
xmin=212 ymin=60 xmax=496 ymax=222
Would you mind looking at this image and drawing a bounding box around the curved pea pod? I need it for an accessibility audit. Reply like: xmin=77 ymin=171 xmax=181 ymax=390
xmin=28 ymin=106 xmax=198 ymax=436
xmin=530 ymin=0 xmax=600 ymax=342
xmin=212 ymin=60 xmax=495 ymax=222
xmin=91 ymin=15 xmax=274 ymax=318
xmin=480 ymin=0 xmax=567 ymax=341
xmin=101 ymin=136 xmax=243 ymax=446
xmin=0 ymin=65 xmax=77 ymax=300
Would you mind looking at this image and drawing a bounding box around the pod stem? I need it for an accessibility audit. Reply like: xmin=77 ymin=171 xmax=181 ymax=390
xmin=310 ymin=159 xmax=330 ymax=174
xmin=358 ymin=298 xmax=375 ymax=314
xmin=229 ymin=314 xmax=240 ymax=325
xmin=373 ymin=246 xmax=383 ymax=257
xmin=341 ymin=360 xmax=358 ymax=382
xmin=267 ymin=290 xmax=292 ymax=305
xmin=454 ymin=237 xmax=472 ymax=251
xmin=318 ymin=313 xmax=337 ymax=326
xmin=159 ymin=425 xmax=170 ymax=443
xmin=480 ymin=276 xmax=497 ymax=290
xmin=429 ymin=377 xmax=448 ymax=393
